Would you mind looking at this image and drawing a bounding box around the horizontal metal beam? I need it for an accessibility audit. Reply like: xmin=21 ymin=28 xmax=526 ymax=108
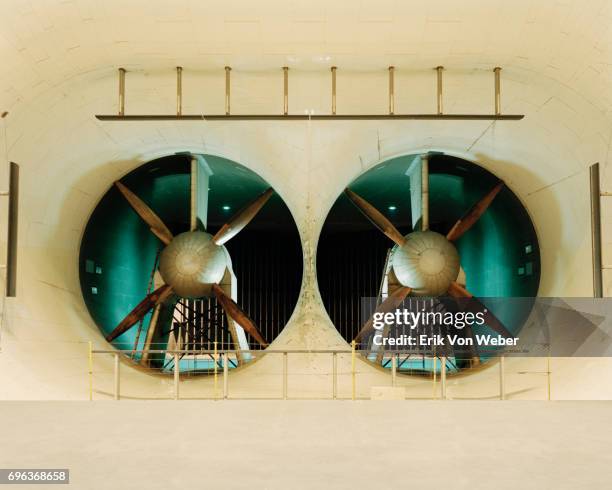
xmin=91 ymin=348 xmax=496 ymax=355
xmin=95 ymin=113 xmax=524 ymax=121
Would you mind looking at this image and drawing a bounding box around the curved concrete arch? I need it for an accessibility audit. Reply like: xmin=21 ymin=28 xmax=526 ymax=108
xmin=1 ymin=0 xmax=612 ymax=399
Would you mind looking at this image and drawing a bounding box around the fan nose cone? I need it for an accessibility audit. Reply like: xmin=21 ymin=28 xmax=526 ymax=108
xmin=391 ymin=230 xmax=460 ymax=296
xmin=159 ymin=231 xmax=227 ymax=298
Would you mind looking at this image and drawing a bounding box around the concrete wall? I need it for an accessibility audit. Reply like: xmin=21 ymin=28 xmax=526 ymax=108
xmin=1 ymin=0 xmax=612 ymax=399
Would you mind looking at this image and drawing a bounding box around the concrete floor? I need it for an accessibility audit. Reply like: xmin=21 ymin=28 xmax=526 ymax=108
xmin=0 ymin=401 xmax=610 ymax=489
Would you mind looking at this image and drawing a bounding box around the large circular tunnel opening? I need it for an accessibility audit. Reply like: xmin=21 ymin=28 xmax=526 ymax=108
xmin=317 ymin=153 xmax=540 ymax=374
xmin=79 ymin=153 xmax=303 ymax=374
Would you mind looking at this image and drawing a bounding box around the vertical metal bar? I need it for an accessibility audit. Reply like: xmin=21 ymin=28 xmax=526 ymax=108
xmin=388 ymin=66 xmax=395 ymax=115
xmin=6 ymin=162 xmax=19 ymax=297
xmin=213 ymin=341 xmax=218 ymax=399
xmin=391 ymin=354 xmax=397 ymax=387
xmin=332 ymin=352 xmax=337 ymax=400
xmin=225 ymin=66 xmax=231 ymax=115
xmin=590 ymin=163 xmax=603 ymax=297
xmin=331 ymin=66 xmax=337 ymax=115
xmin=351 ymin=340 xmax=356 ymax=400
xmin=118 ymin=68 xmax=126 ymax=116
xmin=88 ymin=341 xmax=93 ymax=401
xmin=421 ymin=155 xmax=429 ymax=231
xmin=282 ymin=67 xmax=289 ymax=115
xmin=173 ymin=353 xmax=179 ymax=400
xmin=223 ymin=352 xmax=229 ymax=399
xmin=176 ymin=66 xmax=183 ymax=116
xmin=494 ymin=67 xmax=502 ymax=116
xmin=282 ymin=352 xmax=288 ymax=400
xmin=441 ymin=356 xmax=447 ymax=400
xmin=436 ymin=66 xmax=444 ymax=115
xmin=547 ymin=356 xmax=551 ymax=401
xmin=499 ymin=355 xmax=505 ymax=400
xmin=113 ymin=353 xmax=120 ymax=401
xmin=432 ymin=355 xmax=437 ymax=399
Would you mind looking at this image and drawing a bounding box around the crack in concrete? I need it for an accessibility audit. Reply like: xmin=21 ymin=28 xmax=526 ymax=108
xmin=466 ymin=121 xmax=495 ymax=152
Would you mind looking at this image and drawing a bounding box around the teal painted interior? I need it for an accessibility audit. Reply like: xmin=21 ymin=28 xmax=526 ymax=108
xmin=80 ymin=158 xmax=190 ymax=352
xmin=351 ymin=153 xmax=539 ymax=295
xmin=79 ymin=153 xmax=302 ymax=371
xmin=319 ymin=153 xmax=540 ymax=373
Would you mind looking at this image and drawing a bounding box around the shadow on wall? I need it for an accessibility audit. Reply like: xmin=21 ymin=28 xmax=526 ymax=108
xmin=473 ymin=152 xmax=562 ymax=296
xmin=51 ymin=156 xmax=146 ymax=344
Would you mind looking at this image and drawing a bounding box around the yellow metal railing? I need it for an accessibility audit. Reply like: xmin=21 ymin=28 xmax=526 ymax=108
xmin=87 ymin=346 xmax=553 ymax=402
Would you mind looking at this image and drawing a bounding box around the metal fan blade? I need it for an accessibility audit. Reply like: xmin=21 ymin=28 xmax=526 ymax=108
xmin=354 ymin=286 xmax=411 ymax=343
xmin=115 ymin=181 xmax=174 ymax=245
xmin=446 ymin=181 xmax=504 ymax=242
xmin=212 ymin=188 xmax=274 ymax=246
xmin=344 ymin=188 xmax=406 ymax=246
xmin=212 ymin=284 xmax=269 ymax=347
xmin=190 ymin=155 xmax=213 ymax=232
xmin=447 ymin=281 xmax=513 ymax=338
xmin=106 ymin=284 xmax=173 ymax=342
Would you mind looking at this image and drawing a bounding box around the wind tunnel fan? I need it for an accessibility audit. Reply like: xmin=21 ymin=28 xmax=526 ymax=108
xmin=346 ymin=154 xmax=513 ymax=367
xmin=105 ymin=155 xmax=271 ymax=359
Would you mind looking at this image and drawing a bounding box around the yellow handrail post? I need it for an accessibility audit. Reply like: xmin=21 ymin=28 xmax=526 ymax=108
xmin=499 ymin=355 xmax=506 ymax=401
xmin=223 ymin=352 xmax=229 ymax=399
xmin=88 ymin=341 xmax=93 ymax=401
xmin=332 ymin=352 xmax=337 ymax=400
xmin=282 ymin=352 xmax=288 ymax=400
xmin=547 ymin=356 xmax=551 ymax=401
xmin=173 ymin=353 xmax=180 ymax=400
xmin=214 ymin=341 xmax=218 ymax=400
xmin=351 ymin=340 xmax=356 ymax=400
xmin=432 ymin=355 xmax=437 ymax=399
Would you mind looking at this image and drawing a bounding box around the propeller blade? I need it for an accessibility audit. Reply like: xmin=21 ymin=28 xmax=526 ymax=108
xmin=115 ymin=181 xmax=174 ymax=245
xmin=212 ymin=284 xmax=269 ymax=347
xmin=447 ymin=281 xmax=513 ymax=338
xmin=190 ymin=155 xmax=212 ymax=232
xmin=354 ymin=286 xmax=411 ymax=343
xmin=212 ymin=188 xmax=274 ymax=246
xmin=446 ymin=181 xmax=504 ymax=242
xmin=344 ymin=188 xmax=405 ymax=246
xmin=106 ymin=284 xmax=173 ymax=342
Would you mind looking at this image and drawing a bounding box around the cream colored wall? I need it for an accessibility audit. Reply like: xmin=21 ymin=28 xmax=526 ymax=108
xmin=0 ymin=0 xmax=611 ymax=399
